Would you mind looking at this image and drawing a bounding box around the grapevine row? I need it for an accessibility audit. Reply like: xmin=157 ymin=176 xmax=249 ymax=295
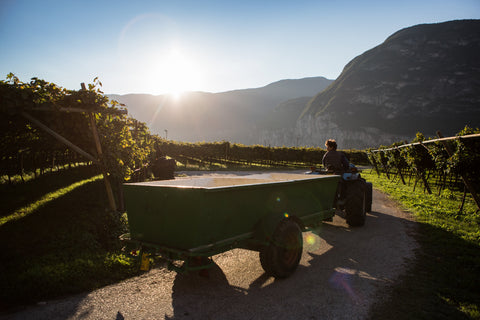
xmin=368 ymin=127 xmax=480 ymax=211
xmin=155 ymin=140 xmax=369 ymax=169
xmin=0 ymin=74 xmax=156 ymax=185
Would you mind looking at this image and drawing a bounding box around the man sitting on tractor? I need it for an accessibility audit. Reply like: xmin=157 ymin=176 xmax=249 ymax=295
xmin=322 ymin=139 xmax=350 ymax=174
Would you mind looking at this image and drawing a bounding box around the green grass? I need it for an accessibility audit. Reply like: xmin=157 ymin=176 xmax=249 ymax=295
xmin=0 ymin=167 xmax=138 ymax=310
xmin=363 ymin=171 xmax=480 ymax=245
xmin=363 ymin=170 xmax=480 ymax=320
xmin=0 ymin=174 xmax=103 ymax=226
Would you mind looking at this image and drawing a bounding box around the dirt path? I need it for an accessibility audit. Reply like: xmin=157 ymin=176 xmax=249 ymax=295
xmin=1 ymin=172 xmax=418 ymax=320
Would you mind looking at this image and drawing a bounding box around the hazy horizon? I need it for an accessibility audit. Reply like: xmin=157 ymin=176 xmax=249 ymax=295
xmin=1 ymin=0 xmax=479 ymax=95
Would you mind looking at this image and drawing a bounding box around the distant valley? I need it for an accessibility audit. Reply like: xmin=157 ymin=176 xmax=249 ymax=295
xmin=110 ymin=19 xmax=480 ymax=149
xmin=109 ymin=77 xmax=333 ymax=145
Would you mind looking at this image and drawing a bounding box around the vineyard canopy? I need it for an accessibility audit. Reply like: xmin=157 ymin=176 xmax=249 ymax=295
xmin=0 ymin=74 xmax=152 ymax=212
xmin=368 ymin=128 xmax=480 ymax=211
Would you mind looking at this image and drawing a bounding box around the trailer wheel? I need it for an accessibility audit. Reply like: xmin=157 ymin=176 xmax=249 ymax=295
xmin=345 ymin=180 xmax=366 ymax=227
xmin=259 ymin=219 xmax=303 ymax=278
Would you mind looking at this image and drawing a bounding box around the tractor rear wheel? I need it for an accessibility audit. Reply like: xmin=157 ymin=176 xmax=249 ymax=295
xmin=259 ymin=219 xmax=303 ymax=278
xmin=345 ymin=180 xmax=366 ymax=227
xmin=365 ymin=182 xmax=373 ymax=213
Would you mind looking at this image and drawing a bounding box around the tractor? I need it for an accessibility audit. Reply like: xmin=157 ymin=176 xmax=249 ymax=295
xmin=307 ymin=164 xmax=372 ymax=226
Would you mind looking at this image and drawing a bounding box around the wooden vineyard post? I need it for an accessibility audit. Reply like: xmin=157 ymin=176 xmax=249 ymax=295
xmin=89 ymin=112 xmax=117 ymax=212
xmin=437 ymin=131 xmax=480 ymax=212
xmin=420 ymin=170 xmax=432 ymax=194
xmin=81 ymin=83 xmax=117 ymax=212
xmin=20 ymin=111 xmax=98 ymax=164
xmin=378 ymin=152 xmax=390 ymax=179
xmin=393 ymin=148 xmax=406 ymax=185
xmin=368 ymin=152 xmax=381 ymax=176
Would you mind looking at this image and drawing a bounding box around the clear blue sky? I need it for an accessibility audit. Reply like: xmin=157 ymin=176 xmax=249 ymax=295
xmin=1 ymin=0 xmax=479 ymax=95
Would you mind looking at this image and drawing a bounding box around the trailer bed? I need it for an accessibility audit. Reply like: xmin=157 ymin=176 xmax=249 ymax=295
xmin=123 ymin=173 xmax=339 ymax=253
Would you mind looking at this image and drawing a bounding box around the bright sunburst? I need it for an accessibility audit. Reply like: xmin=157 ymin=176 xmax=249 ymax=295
xmin=118 ymin=14 xmax=205 ymax=96
xmin=150 ymin=47 xmax=203 ymax=98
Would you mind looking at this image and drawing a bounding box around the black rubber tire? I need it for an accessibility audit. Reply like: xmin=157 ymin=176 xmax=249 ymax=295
xmin=259 ymin=219 xmax=303 ymax=278
xmin=365 ymin=182 xmax=373 ymax=213
xmin=345 ymin=180 xmax=366 ymax=227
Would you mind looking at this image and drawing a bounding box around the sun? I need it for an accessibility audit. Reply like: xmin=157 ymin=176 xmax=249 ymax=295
xmin=118 ymin=14 xmax=204 ymax=97
xmin=149 ymin=47 xmax=203 ymax=98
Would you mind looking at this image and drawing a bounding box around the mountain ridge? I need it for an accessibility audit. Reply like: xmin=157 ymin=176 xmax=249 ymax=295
xmin=108 ymin=76 xmax=333 ymax=144
xmin=109 ymin=20 xmax=480 ymax=149
xmin=291 ymin=19 xmax=480 ymax=148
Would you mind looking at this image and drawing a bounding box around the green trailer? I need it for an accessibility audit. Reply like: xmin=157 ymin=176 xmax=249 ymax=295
xmin=122 ymin=173 xmax=340 ymax=278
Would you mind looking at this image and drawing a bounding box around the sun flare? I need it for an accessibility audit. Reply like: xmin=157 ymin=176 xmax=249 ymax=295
xmin=149 ymin=47 xmax=203 ymax=97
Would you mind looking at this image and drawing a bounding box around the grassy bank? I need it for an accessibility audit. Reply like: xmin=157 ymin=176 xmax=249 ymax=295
xmin=363 ymin=170 xmax=480 ymax=319
xmin=0 ymin=166 xmax=138 ymax=310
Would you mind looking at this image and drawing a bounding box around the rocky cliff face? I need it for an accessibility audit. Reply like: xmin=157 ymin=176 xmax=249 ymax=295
xmin=293 ymin=19 xmax=480 ymax=149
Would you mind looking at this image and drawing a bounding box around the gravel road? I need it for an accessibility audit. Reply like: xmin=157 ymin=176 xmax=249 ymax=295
xmin=1 ymin=171 xmax=418 ymax=320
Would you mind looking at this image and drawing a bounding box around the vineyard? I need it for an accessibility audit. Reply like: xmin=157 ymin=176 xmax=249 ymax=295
xmin=2 ymin=74 xmax=479 ymax=213
xmin=367 ymin=127 xmax=480 ymax=212
xmin=155 ymin=140 xmax=369 ymax=170
xmin=2 ymin=75 xmax=480 ymax=316
xmin=1 ymin=74 xmax=369 ymax=212
xmin=0 ymin=75 xmax=147 ymax=179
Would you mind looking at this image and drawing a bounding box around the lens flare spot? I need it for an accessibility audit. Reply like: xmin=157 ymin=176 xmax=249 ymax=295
xmin=276 ymin=197 xmax=281 ymax=202
xmin=305 ymin=234 xmax=316 ymax=245
xmin=329 ymin=268 xmax=361 ymax=303
xmin=304 ymin=233 xmax=322 ymax=251
xmin=284 ymin=212 xmax=289 ymax=218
